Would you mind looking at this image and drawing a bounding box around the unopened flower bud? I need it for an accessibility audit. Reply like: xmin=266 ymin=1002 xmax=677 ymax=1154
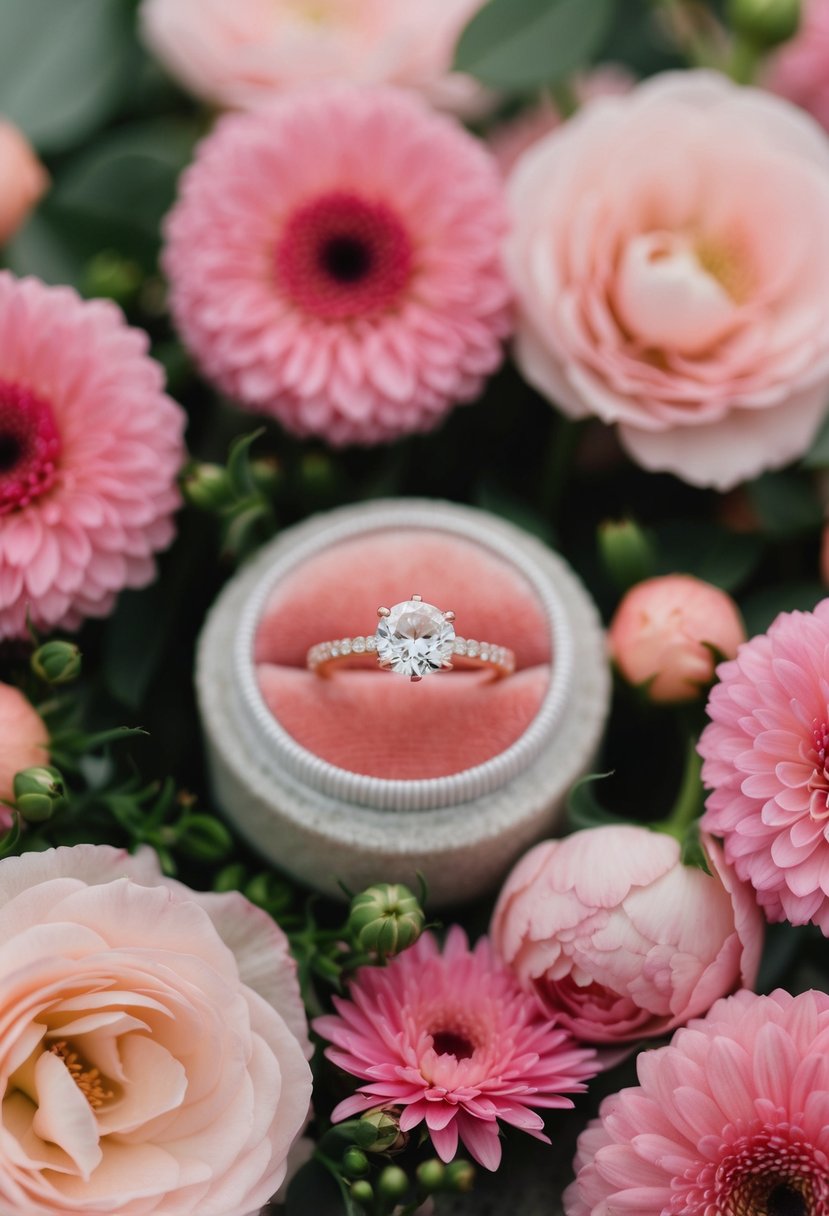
xmin=31 ymin=640 xmax=81 ymax=685
xmin=181 ymin=462 xmax=233 ymax=512
xmin=608 ymin=575 xmax=745 ymax=703
xmin=350 ymin=1180 xmax=374 ymax=1208
xmin=598 ymin=518 xmax=655 ymax=591
xmin=444 ymin=1160 xmax=475 ymax=1193
xmin=359 ymin=1108 xmax=406 ymax=1153
xmin=13 ymin=766 xmax=66 ymax=823
xmin=376 ymin=1165 xmax=408 ymax=1202
xmin=175 ymin=814 xmax=233 ymax=862
xmin=347 ymin=883 xmax=425 ymax=960
xmin=728 ymin=0 xmax=801 ymax=46
xmin=250 ymin=457 xmax=281 ymax=496
xmin=83 ymin=250 xmax=143 ymax=304
xmin=416 ymin=1159 xmax=446 ymax=1192
xmin=342 ymin=1148 xmax=369 ymax=1179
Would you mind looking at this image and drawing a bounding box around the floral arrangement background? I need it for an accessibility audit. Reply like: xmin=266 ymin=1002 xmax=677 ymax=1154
xmin=2 ymin=0 xmax=829 ymax=1213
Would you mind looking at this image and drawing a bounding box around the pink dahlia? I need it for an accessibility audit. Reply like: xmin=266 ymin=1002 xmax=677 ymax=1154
xmin=699 ymin=598 xmax=829 ymax=934
xmin=0 ymin=274 xmax=185 ymax=639
xmin=313 ymin=927 xmax=596 ymax=1171
xmin=565 ymin=988 xmax=829 ymax=1216
xmin=163 ymin=87 xmax=512 ymax=446
xmin=768 ymin=0 xmax=829 ymax=132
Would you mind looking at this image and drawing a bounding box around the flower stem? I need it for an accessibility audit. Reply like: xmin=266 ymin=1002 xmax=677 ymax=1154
xmin=728 ymin=34 xmax=762 ymax=83
xmin=654 ymin=736 xmax=705 ymax=841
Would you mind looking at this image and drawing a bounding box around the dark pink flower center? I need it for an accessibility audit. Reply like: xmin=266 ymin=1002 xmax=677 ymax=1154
xmin=679 ymin=1126 xmax=829 ymax=1216
xmin=430 ymin=1030 xmax=475 ymax=1060
xmin=275 ymin=190 xmax=414 ymax=321
xmin=0 ymin=381 xmax=61 ymax=516
xmin=807 ymin=719 xmax=829 ymax=822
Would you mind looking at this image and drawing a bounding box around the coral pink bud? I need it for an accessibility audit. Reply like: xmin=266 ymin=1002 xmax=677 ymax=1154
xmin=0 ymin=681 xmax=48 ymax=830
xmin=491 ymin=825 xmax=763 ymax=1045
xmin=608 ymin=574 xmax=746 ymax=702
xmin=0 ymin=121 xmax=47 ymax=244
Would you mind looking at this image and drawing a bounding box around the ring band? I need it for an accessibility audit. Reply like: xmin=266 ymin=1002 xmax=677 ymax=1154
xmin=307 ymin=594 xmax=515 ymax=682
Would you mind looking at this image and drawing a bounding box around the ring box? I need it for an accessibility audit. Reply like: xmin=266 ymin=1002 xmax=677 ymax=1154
xmin=196 ymin=498 xmax=610 ymax=906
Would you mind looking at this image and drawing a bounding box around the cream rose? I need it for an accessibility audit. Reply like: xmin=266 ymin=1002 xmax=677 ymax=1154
xmin=0 ymin=845 xmax=312 ymax=1215
xmin=506 ymin=71 xmax=829 ymax=489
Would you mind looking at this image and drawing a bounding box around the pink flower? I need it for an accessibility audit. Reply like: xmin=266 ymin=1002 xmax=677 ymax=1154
xmin=0 ymin=681 xmax=48 ymax=830
xmin=491 ymin=826 xmax=763 ymax=1045
xmin=0 ymin=844 xmax=312 ymax=1215
xmin=608 ymin=574 xmax=746 ymax=702
xmin=0 ymin=273 xmax=185 ymax=639
xmin=138 ymin=0 xmax=487 ymax=117
xmin=768 ymin=0 xmax=829 ymax=131
xmin=163 ymin=87 xmax=511 ymax=446
xmin=313 ymin=927 xmax=596 ymax=1171
xmin=564 ymin=988 xmax=829 ymax=1216
xmin=506 ymin=71 xmax=829 ymax=490
xmin=700 ymin=597 xmax=829 ymax=934
xmin=0 ymin=121 xmax=48 ymax=245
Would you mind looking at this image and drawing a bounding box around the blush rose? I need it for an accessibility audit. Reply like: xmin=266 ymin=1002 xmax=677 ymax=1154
xmin=506 ymin=71 xmax=829 ymax=489
xmin=0 ymin=844 xmax=312 ymax=1215
xmin=491 ymin=825 xmax=763 ymax=1044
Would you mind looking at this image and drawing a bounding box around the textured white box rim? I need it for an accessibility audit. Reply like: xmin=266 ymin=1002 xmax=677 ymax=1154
xmin=197 ymin=498 xmax=611 ymax=903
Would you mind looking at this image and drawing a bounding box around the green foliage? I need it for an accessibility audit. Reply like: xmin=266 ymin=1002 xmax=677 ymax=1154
xmin=455 ymin=0 xmax=615 ymax=90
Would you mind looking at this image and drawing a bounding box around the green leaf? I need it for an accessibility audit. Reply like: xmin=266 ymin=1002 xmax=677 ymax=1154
xmin=740 ymin=581 xmax=826 ymax=637
xmin=653 ymin=521 xmax=763 ymax=592
xmin=455 ymin=0 xmax=615 ymax=90
xmin=285 ymin=1159 xmax=351 ymax=1216
xmin=0 ymin=0 xmax=136 ymax=151
xmin=746 ymin=471 xmax=823 ymax=538
xmin=566 ymin=771 xmax=621 ymax=832
xmin=801 ymin=408 xmax=829 ymax=468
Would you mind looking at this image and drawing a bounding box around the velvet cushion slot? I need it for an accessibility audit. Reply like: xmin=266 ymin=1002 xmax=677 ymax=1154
xmin=254 ymin=531 xmax=551 ymax=778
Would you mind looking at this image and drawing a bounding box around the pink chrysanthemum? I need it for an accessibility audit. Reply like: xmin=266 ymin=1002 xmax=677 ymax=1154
xmin=564 ymin=988 xmax=829 ymax=1216
xmin=0 ymin=273 xmax=185 ymax=639
xmin=162 ymin=86 xmax=512 ymax=446
xmin=313 ymin=927 xmax=596 ymax=1171
xmin=699 ymin=599 xmax=829 ymax=934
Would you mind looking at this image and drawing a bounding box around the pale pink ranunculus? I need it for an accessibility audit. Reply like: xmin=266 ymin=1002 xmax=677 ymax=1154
xmin=0 ymin=120 xmax=47 ymax=245
xmin=0 ymin=844 xmax=312 ymax=1215
xmin=506 ymin=71 xmax=829 ymax=490
xmin=768 ymin=0 xmax=829 ymax=131
xmin=608 ymin=574 xmax=746 ymax=702
xmin=491 ymin=825 xmax=764 ymax=1045
xmin=138 ymin=0 xmax=487 ymax=116
xmin=0 ymin=681 xmax=48 ymax=830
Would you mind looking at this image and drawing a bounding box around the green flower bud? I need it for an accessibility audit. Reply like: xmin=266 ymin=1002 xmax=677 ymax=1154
xmin=358 ymin=1108 xmax=406 ymax=1153
xmin=347 ymin=883 xmax=425 ymax=960
xmin=416 ymin=1158 xmax=446 ymax=1193
xmin=597 ymin=518 xmax=655 ymax=592
xmin=213 ymin=862 xmax=248 ymax=893
xmin=13 ymin=766 xmax=66 ymax=823
xmin=250 ymin=457 xmax=281 ymax=496
xmin=175 ymin=814 xmax=234 ymax=862
xmin=181 ymin=463 xmax=234 ymax=512
xmin=31 ymin=640 xmax=82 ymax=685
xmin=83 ymin=251 xmax=143 ymax=305
xmin=444 ymin=1160 xmax=475 ymax=1193
xmin=350 ymin=1180 xmax=374 ymax=1208
xmin=727 ymin=0 xmax=801 ymax=45
xmin=342 ymin=1147 xmax=369 ymax=1179
xmin=376 ymin=1165 xmax=408 ymax=1202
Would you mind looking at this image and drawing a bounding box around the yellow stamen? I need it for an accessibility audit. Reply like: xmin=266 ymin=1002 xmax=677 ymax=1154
xmin=49 ymin=1040 xmax=113 ymax=1110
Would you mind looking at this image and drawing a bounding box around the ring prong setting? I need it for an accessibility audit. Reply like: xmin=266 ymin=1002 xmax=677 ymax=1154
xmin=443 ymin=610 xmax=455 ymax=622
xmin=377 ymin=606 xmax=391 ymax=618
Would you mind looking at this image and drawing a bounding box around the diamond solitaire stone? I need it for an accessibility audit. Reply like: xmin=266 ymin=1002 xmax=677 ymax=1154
xmin=375 ymin=599 xmax=455 ymax=678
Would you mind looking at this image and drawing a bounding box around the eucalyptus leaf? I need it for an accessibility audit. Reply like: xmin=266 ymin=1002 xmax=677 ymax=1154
xmin=0 ymin=0 xmax=135 ymax=151
xmin=455 ymin=0 xmax=615 ymax=90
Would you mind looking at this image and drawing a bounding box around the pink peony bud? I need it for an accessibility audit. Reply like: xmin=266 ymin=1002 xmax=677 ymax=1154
xmin=607 ymin=573 xmax=746 ymax=702
xmin=491 ymin=825 xmax=764 ymax=1045
xmin=0 ymin=120 xmax=48 ymax=245
xmin=0 ymin=681 xmax=49 ymax=830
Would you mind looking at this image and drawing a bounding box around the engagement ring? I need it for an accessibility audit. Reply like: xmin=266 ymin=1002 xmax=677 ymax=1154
xmin=307 ymin=595 xmax=515 ymax=682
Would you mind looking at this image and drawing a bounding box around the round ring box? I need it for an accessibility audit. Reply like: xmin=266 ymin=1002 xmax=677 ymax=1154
xmin=196 ymin=498 xmax=610 ymax=907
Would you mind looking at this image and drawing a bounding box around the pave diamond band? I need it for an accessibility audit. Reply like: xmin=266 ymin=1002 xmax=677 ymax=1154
xmin=307 ymin=595 xmax=515 ymax=682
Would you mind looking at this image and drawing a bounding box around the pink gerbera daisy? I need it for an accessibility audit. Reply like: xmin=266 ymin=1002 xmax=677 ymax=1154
xmin=0 ymin=273 xmax=185 ymax=639
xmin=565 ymin=988 xmax=829 ymax=1216
xmin=699 ymin=599 xmax=829 ymax=934
xmin=313 ymin=927 xmax=596 ymax=1171
xmin=162 ymin=86 xmax=512 ymax=446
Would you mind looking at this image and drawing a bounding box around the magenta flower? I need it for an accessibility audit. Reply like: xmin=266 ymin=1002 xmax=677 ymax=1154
xmin=163 ymin=86 xmax=512 ymax=446
xmin=565 ymin=988 xmax=829 ymax=1216
xmin=699 ymin=598 xmax=829 ymax=934
xmin=313 ymin=927 xmax=596 ymax=1171
xmin=0 ymin=273 xmax=185 ymax=639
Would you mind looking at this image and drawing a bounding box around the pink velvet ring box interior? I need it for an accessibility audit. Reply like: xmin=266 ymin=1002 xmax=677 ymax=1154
xmin=196 ymin=498 xmax=610 ymax=905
